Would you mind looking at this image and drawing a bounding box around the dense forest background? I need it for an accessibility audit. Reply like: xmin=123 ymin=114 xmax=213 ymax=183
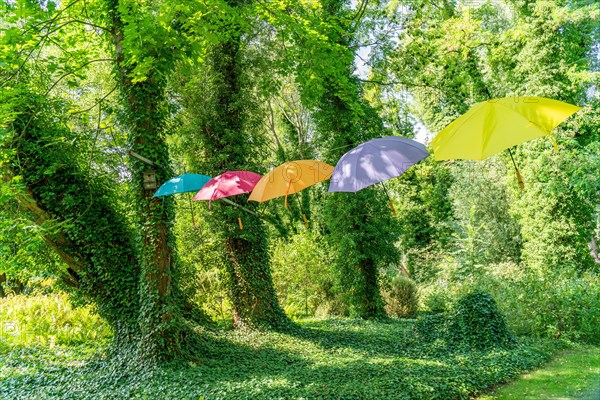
xmin=1 ymin=0 xmax=599 ymax=367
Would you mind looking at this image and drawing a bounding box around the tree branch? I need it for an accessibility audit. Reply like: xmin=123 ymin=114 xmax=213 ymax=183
xmin=44 ymin=58 xmax=116 ymax=96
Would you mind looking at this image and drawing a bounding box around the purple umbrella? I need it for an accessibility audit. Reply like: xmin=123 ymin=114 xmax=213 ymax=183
xmin=328 ymin=136 xmax=429 ymax=193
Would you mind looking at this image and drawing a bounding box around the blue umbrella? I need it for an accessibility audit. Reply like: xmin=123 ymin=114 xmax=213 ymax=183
xmin=152 ymin=174 xmax=212 ymax=198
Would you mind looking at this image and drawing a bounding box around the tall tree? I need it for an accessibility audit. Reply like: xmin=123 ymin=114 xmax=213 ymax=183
xmin=103 ymin=0 xmax=188 ymax=359
xmin=288 ymin=0 xmax=402 ymax=317
xmin=0 ymin=0 xmax=212 ymax=361
xmin=172 ymin=0 xmax=289 ymax=329
xmin=380 ymin=0 xmax=599 ymax=273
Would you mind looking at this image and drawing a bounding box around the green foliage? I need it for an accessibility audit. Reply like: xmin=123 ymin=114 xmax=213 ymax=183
xmin=511 ymin=103 xmax=600 ymax=273
xmin=420 ymin=286 xmax=451 ymax=314
xmin=290 ymin=1 xmax=402 ymax=318
xmin=381 ymin=275 xmax=419 ymax=318
xmin=389 ymin=160 xmax=454 ymax=282
xmin=0 ymin=294 xmax=111 ymax=347
xmin=0 ymin=317 xmax=559 ymax=399
xmin=476 ymin=264 xmax=600 ymax=344
xmin=449 ymin=159 xmax=522 ymax=268
xmin=320 ymin=190 xmax=400 ymax=318
xmin=270 ymin=230 xmax=335 ymax=319
xmin=448 ymin=289 xmax=516 ymax=350
xmin=174 ymin=202 xmax=232 ymax=324
xmin=0 ymin=201 xmax=62 ymax=286
xmin=170 ymin=2 xmax=290 ymax=330
xmin=6 ymin=94 xmax=141 ymax=344
xmin=1 ymin=0 xmax=599 ymax=384
xmin=1 ymin=0 xmax=198 ymax=361
xmin=424 ymin=262 xmax=600 ymax=345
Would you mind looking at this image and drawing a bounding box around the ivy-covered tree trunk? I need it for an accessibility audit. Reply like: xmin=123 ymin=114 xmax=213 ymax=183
xmin=0 ymin=273 xmax=6 ymax=298
xmin=298 ymin=1 xmax=401 ymax=318
xmin=105 ymin=4 xmax=184 ymax=359
xmin=188 ymin=16 xmax=289 ymax=329
xmin=8 ymin=97 xmax=141 ymax=351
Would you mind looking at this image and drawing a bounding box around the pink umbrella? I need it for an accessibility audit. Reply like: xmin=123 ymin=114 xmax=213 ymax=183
xmin=193 ymin=171 xmax=262 ymax=230
xmin=194 ymin=170 xmax=261 ymax=204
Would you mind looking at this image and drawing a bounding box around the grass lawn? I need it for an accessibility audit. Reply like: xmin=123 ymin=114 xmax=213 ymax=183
xmin=0 ymin=317 xmax=561 ymax=400
xmin=478 ymin=346 xmax=600 ymax=400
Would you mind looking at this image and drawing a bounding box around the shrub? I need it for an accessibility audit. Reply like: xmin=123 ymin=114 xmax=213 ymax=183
xmin=422 ymin=262 xmax=600 ymax=345
xmin=448 ymin=289 xmax=516 ymax=350
xmin=0 ymin=294 xmax=111 ymax=346
xmin=382 ymin=275 xmax=419 ymax=318
xmin=271 ymin=231 xmax=335 ymax=318
xmin=478 ymin=265 xmax=600 ymax=344
xmin=420 ymin=283 xmax=451 ymax=313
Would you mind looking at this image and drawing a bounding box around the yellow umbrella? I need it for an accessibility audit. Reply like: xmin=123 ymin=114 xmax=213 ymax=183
xmin=249 ymin=160 xmax=333 ymax=209
xmin=430 ymin=96 xmax=581 ymax=188
xmin=430 ymin=97 xmax=581 ymax=160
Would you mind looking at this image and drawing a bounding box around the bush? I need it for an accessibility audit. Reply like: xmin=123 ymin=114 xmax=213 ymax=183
xmin=382 ymin=275 xmax=419 ymax=318
xmin=0 ymin=294 xmax=111 ymax=346
xmin=478 ymin=267 xmax=600 ymax=344
xmin=421 ymin=262 xmax=600 ymax=345
xmin=420 ymin=283 xmax=451 ymax=313
xmin=271 ymin=231 xmax=335 ymax=318
xmin=448 ymin=289 xmax=516 ymax=350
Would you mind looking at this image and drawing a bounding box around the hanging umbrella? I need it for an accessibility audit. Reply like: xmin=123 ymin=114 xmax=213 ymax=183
xmin=249 ymin=160 xmax=333 ymax=208
xmin=328 ymin=136 xmax=429 ymax=193
xmin=152 ymin=173 xmax=211 ymax=197
xmin=430 ymin=96 xmax=581 ymax=189
xmin=193 ymin=171 xmax=261 ymax=202
xmin=430 ymin=97 xmax=581 ymax=161
xmin=193 ymin=171 xmax=261 ymax=230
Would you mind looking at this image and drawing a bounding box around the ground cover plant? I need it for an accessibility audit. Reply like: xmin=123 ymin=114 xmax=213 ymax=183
xmin=0 ymin=316 xmax=561 ymax=400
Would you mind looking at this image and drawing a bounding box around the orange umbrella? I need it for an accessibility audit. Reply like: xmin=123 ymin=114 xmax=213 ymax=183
xmin=249 ymin=160 xmax=333 ymax=208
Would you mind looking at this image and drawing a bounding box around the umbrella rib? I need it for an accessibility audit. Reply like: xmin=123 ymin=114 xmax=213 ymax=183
xmin=351 ymin=145 xmax=362 ymax=192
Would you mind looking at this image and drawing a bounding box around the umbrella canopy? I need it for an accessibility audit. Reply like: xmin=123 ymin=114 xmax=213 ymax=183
xmin=152 ymin=173 xmax=211 ymax=197
xmin=193 ymin=171 xmax=262 ymax=201
xmin=430 ymin=96 xmax=582 ymax=160
xmin=249 ymin=160 xmax=333 ymax=206
xmin=328 ymin=136 xmax=429 ymax=193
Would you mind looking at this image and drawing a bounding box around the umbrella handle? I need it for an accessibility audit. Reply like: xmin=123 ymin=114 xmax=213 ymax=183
xmin=284 ymin=194 xmax=288 ymax=208
xmin=238 ymin=217 xmax=243 ymax=230
xmin=302 ymin=213 xmax=308 ymax=229
xmin=516 ymin=170 xmax=525 ymax=190
xmin=388 ymin=200 xmax=397 ymax=216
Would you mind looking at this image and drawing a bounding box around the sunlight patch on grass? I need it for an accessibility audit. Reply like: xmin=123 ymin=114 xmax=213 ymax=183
xmin=478 ymin=347 xmax=600 ymax=400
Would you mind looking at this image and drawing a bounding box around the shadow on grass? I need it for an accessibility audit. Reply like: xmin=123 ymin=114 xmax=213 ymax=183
xmin=286 ymin=315 xmax=451 ymax=358
xmin=0 ymin=318 xmax=556 ymax=400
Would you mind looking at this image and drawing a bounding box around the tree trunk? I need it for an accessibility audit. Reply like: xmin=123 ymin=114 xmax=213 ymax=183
xmin=9 ymin=100 xmax=141 ymax=350
xmin=107 ymin=12 xmax=183 ymax=359
xmin=0 ymin=273 xmax=6 ymax=298
xmin=296 ymin=0 xmax=400 ymax=318
xmin=188 ymin=28 xmax=289 ymax=330
xmin=590 ymin=236 xmax=600 ymax=264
